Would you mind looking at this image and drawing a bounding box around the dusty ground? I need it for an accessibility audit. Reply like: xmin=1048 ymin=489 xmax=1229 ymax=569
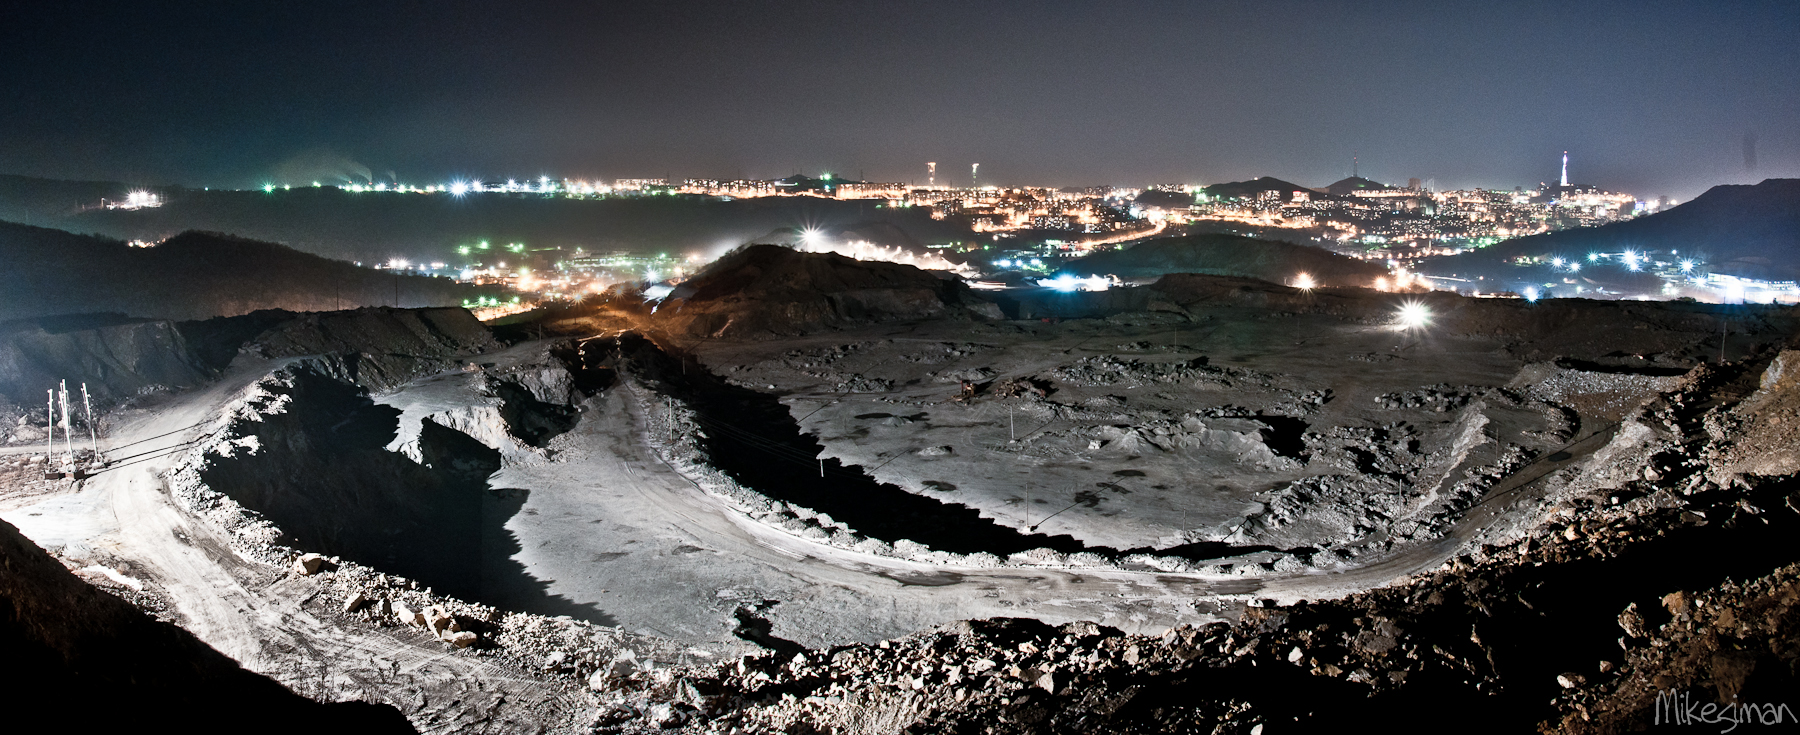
xmin=684 ymin=300 xmax=1699 ymax=565
xmin=3 ymin=287 xmax=1793 ymax=732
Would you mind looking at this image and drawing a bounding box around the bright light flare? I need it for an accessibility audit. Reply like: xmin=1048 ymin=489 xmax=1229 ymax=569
xmin=1292 ymin=272 xmax=1316 ymax=291
xmin=1038 ymin=274 xmax=1112 ymax=292
xmin=449 ymin=181 xmax=470 ymax=196
xmin=1395 ymin=301 xmax=1432 ymax=330
xmin=1680 ymin=259 xmax=1694 ymax=273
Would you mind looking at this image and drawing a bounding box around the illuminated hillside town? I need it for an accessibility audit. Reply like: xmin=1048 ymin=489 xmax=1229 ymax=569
xmin=244 ymin=155 xmax=1792 ymax=308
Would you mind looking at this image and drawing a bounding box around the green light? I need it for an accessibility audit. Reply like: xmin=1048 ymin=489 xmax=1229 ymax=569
xmin=262 ymin=184 xmax=274 ymax=193
xmin=457 ymin=246 xmax=471 ymax=255
xmin=479 ymin=241 xmax=490 ymax=249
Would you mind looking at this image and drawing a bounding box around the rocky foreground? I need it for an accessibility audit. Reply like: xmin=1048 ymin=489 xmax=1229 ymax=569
xmin=574 ymin=352 xmax=1800 ymax=733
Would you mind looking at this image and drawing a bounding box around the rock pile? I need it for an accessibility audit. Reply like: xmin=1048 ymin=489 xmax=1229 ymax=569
xmin=570 ymin=349 xmax=1800 ymax=733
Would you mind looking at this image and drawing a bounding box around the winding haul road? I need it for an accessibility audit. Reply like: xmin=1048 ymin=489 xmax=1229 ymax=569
xmin=3 ymin=361 xmax=588 ymax=733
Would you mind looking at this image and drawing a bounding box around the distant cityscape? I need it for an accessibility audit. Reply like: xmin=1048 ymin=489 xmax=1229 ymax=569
xmin=109 ymin=155 xmax=1789 ymax=308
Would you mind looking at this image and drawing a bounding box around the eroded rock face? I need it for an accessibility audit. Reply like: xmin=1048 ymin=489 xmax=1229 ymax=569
xmin=185 ymin=365 xmax=505 ymax=602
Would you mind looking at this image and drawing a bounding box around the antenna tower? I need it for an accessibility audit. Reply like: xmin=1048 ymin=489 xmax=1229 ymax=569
xmin=927 ymin=162 xmax=936 ymax=187
xmin=1560 ymin=151 xmax=1569 ymax=187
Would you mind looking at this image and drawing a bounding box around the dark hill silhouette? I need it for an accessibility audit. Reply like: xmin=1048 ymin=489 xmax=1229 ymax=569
xmin=651 ymin=244 xmax=1000 ymax=337
xmin=0 ymin=173 xmax=156 ymax=223
xmin=0 ymin=220 xmax=482 ymax=322
xmin=1201 ymin=177 xmax=1314 ymax=200
xmin=1418 ymin=179 xmax=1800 ymax=293
xmin=0 ymin=174 xmax=979 ymax=265
xmin=1134 ymin=190 xmax=1196 ymax=209
xmin=1061 ymin=233 xmax=1387 ymax=287
xmin=1325 ymin=176 xmax=1395 ymax=197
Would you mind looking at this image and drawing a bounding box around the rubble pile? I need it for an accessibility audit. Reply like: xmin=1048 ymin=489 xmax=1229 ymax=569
xmin=564 ymin=347 xmax=1800 ymax=733
xmin=1050 ymin=355 xmax=1277 ymax=391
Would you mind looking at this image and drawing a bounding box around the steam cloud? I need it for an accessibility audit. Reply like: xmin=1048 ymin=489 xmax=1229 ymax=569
xmin=271 ymin=147 xmax=374 ymax=185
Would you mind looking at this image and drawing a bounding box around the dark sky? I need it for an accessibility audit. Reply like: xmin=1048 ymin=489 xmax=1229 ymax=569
xmin=3 ymin=1 xmax=1795 ymax=200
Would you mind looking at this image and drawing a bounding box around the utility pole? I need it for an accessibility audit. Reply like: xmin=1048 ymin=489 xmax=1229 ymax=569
xmin=81 ymin=383 xmax=97 ymax=466
xmin=58 ymin=381 xmax=73 ymax=474
xmin=45 ymin=390 xmax=54 ymax=476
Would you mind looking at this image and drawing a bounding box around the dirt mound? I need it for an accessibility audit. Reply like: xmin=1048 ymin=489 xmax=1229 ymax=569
xmin=653 ymin=244 xmax=1001 ymax=337
xmin=1069 ymin=233 xmax=1386 ymax=286
xmin=188 ymin=306 xmax=499 ymax=390
xmin=0 ymin=518 xmax=414 ymax=732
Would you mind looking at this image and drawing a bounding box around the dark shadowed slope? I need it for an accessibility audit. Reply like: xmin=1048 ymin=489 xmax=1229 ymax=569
xmin=0 ymin=220 xmax=481 ymax=322
xmin=0 ymin=518 xmax=416 ymax=733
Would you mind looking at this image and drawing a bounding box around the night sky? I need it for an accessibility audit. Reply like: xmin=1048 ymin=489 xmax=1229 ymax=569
xmin=3 ymin=1 xmax=1795 ymax=200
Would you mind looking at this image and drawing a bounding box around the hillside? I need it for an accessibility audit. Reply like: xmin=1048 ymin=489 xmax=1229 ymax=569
xmin=1325 ymin=176 xmax=1396 ymax=196
xmin=1062 ymin=232 xmax=1387 ymax=287
xmin=650 ymin=244 xmax=1001 ymax=337
xmin=1418 ymin=178 xmax=1800 ymax=293
xmin=0 ymin=175 xmax=980 ymax=265
xmin=1200 ymin=176 xmax=1315 ymax=200
xmin=0 ymin=221 xmax=482 ymax=322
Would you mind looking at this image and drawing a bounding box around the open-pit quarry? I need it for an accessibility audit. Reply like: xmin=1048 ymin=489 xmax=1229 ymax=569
xmin=5 ymin=252 xmax=1800 ymax=733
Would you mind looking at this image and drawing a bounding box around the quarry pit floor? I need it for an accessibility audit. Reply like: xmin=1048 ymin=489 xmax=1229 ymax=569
xmin=0 ymin=305 xmax=1691 ymax=710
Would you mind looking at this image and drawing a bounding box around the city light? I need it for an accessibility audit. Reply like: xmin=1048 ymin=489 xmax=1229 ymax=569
xmin=449 ymin=181 xmax=470 ymax=196
xmin=1395 ymin=301 xmax=1432 ymax=330
xmin=1680 ymin=259 xmax=1694 ymax=273
xmin=1038 ymin=274 xmax=1112 ymax=292
xmin=1523 ymin=287 xmax=1539 ymax=302
xmin=1292 ymin=272 xmax=1316 ymax=290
